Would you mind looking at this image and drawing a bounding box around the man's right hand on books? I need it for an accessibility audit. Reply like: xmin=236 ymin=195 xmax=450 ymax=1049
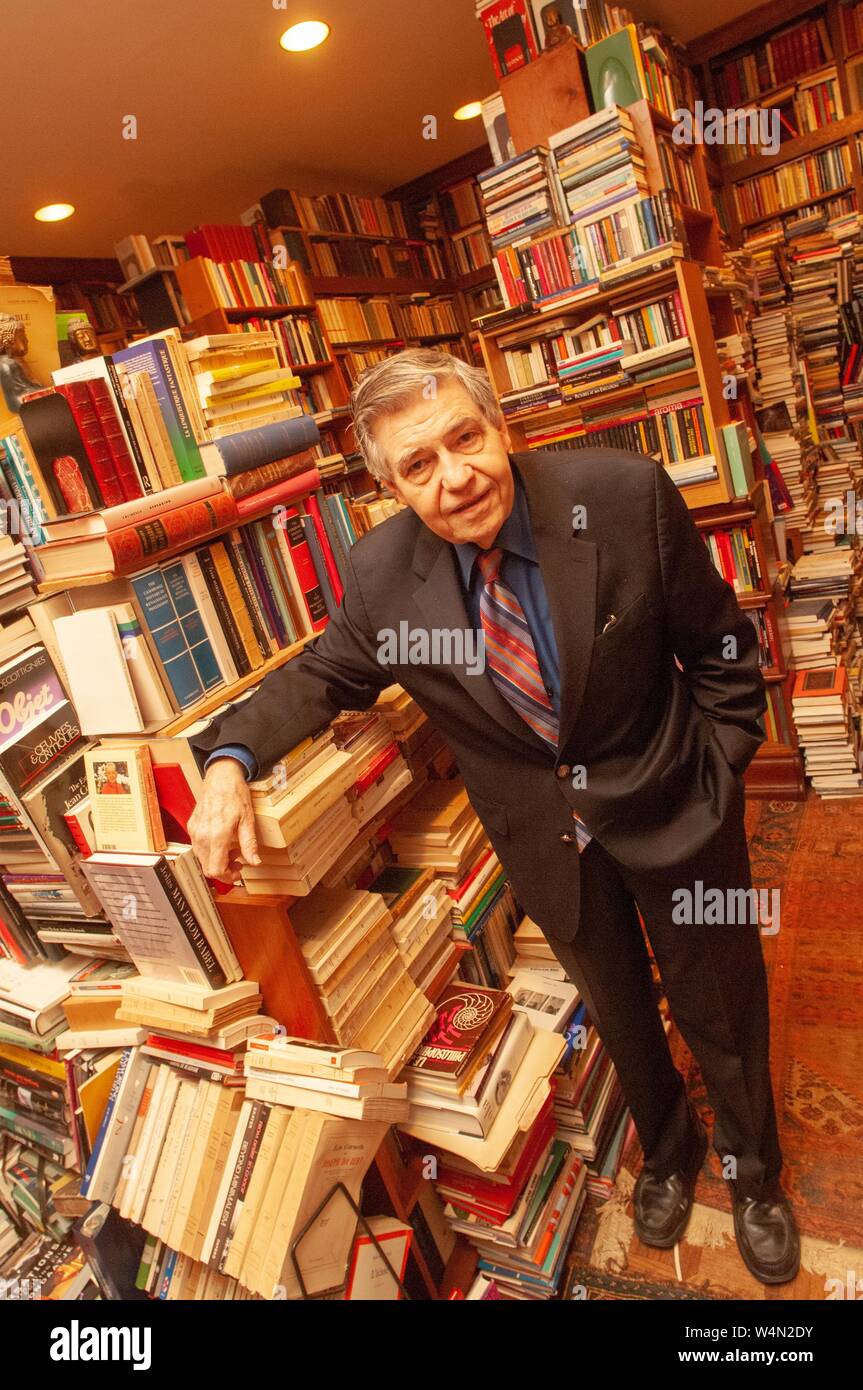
xmin=189 ymin=758 xmax=261 ymax=882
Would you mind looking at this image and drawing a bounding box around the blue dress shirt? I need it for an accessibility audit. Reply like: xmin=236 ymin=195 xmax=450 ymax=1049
xmin=204 ymin=466 xmax=562 ymax=781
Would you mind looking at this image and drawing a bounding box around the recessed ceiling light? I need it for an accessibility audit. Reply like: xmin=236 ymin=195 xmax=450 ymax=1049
xmin=280 ymin=21 xmax=330 ymax=52
xmin=454 ymin=102 xmax=483 ymax=121
xmin=34 ymin=203 xmax=75 ymax=222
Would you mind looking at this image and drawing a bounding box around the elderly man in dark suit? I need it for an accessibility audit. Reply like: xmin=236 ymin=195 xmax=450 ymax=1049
xmin=188 ymin=348 xmax=799 ymax=1285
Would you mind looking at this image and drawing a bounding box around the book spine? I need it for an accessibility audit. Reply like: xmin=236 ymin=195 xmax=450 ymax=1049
xmin=275 ymin=511 xmax=327 ymax=632
xmin=54 ymin=382 xmax=122 ymax=506
xmin=249 ymin=521 xmax=297 ymax=643
xmin=161 ymin=560 xmax=224 ymax=693
xmin=129 ymin=570 xmax=205 ymax=710
xmin=100 ymin=478 xmax=222 ymax=532
xmin=81 ymin=1048 xmax=130 ymax=1196
xmin=85 ymin=379 xmax=144 ymax=502
xmin=298 ymin=514 xmax=338 ymax=618
xmin=106 ymin=492 xmax=238 ymax=573
xmin=150 ymin=341 xmax=204 ymax=480
xmin=304 ymin=491 xmax=345 ymax=602
xmin=212 ymin=1101 xmax=268 ymax=1271
xmin=0 ymin=436 xmax=47 ymax=543
xmin=233 ymin=467 xmax=321 ymax=520
xmin=195 ymin=545 xmax=252 ymax=677
xmin=237 ymin=525 xmax=288 ymax=647
xmin=226 ymin=529 xmax=278 ymax=656
xmin=152 ymin=856 xmax=226 ymax=987
xmin=103 ymin=359 xmax=154 ymax=493
xmin=210 ymin=542 xmax=264 ymax=669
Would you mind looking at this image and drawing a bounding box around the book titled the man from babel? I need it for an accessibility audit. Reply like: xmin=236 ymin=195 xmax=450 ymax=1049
xmin=80 ymin=852 xmax=229 ymax=990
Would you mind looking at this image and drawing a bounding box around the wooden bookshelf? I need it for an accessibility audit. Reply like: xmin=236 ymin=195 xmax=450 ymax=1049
xmin=10 ymin=255 xmax=145 ymax=349
xmin=689 ymin=1 xmax=863 ymax=239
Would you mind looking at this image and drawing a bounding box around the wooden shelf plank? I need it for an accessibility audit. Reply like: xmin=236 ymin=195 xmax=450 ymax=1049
xmin=719 ymin=113 xmax=863 ymax=185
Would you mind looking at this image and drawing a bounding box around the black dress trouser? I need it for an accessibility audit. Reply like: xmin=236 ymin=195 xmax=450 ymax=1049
xmin=543 ymin=801 xmax=784 ymax=1202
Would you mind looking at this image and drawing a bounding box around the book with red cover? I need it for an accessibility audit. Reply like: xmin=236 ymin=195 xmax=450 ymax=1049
xmin=84 ymin=379 xmax=143 ymax=502
xmin=404 ymin=985 xmax=512 ymax=1079
xmin=352 ymin=743 xmax=401 ymax=797
xmin=303 ymin=491 xmax=344 ymax=604
xmin=233 ymin=467 xmax=320 ymax=520
xmin=437 ymin=1094 xmax=557 ymax=1207
xmin=792 ymin=665 xmax=847 ymax=699
xmin=480 ymin=0 xmax=538 ymax=80
xmin=151 ymin=763 xmax=196 ymax=842
xmin=106 ymin=491 xmax=238 ymax=572
xmin=277 ymin=505 xmax=328 ymax=633
xmin=54 ymin=381 xmax=125 ymax=507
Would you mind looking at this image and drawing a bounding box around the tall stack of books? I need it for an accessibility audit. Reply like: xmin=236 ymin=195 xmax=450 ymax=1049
xmin=286 ymin=886 xmax=435 ymax=1071
xmin=399 ymin=980 xmax=586 ymax=1299
xmin=477 ymin=148 xmax=568 ymax=255
xmin=550 ymin=107 xmax=682 ymax=285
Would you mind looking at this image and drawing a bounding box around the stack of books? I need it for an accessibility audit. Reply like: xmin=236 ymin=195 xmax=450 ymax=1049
xmin=184 ymin=331 xmax=303 ymax=439
xmin=0 ymin=531 xmax=38 ymax=615
xmin=57 ymin=960 xmax=140 ymax=1050
xmin=363 ymin=865 xmax=456 ymax=993
xmin=243 ymin=1034 xmax=408 ymax=1122
xmin=786 ymin=596 xmax=836 ymax=671
xmin=331 ymin=711 xmax=413 ymax=830
xmin=79 ymin=1041 xmax=390 ymax=1300
xmin=552 ymin=1013 xmax=628 ymax=1163
xmin=477 ymin=148 xmax=568 ymax=254
xmin=791 ymin=666 xmax=863 ymax=797
xmin=448 ymin=850 xmax=520 ymax=990
xmin=550 ymin=106 xmax=682 ymax=283
xmin=508 ymin=914 xmax=567 ymax=981
xmin=287 ymin=886 xmax=435 ymax=1071
xmin=402 ymin=984 xmax=522 ymax=1138
xmin=387 ymin=778 xmax=488 ymax=880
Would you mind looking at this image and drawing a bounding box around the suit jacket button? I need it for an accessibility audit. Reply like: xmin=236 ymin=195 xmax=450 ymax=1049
xmin=556 ymin=764 xmax=571 ymax=778
xmin=559 ymin=831 xmax=575 ymax=843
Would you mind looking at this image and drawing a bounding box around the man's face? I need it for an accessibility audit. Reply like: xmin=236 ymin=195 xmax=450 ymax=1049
xmin=375 ymin=380 xmax=515 ymax=549
xmin=13 ymin=327 xmax=28 ymax=357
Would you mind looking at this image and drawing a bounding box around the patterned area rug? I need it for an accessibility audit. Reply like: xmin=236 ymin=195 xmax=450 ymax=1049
xmin=564 ymin=793 xmax=863 ymax=1300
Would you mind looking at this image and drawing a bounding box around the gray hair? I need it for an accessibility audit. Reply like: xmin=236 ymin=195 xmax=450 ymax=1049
xmin=349 ymin=347 xmax=503 ymax=483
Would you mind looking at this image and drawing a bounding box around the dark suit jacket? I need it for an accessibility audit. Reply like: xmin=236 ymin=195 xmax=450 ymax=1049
xmin=189 ymin=449 xmax=767 ymax=942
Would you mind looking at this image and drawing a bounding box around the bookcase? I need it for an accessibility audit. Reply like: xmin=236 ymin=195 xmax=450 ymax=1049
xmin=10 ymin=256 xmax=145 ymax=353
xmin=387 ymin=146 xmax=505 ymax=363
xmin=689 ymin=1 xmax=863 ymax=237
xmin=466 ymin=17 xmax=805 ymax=796
xmin=687 ymin=0 xmax=863 ymax=798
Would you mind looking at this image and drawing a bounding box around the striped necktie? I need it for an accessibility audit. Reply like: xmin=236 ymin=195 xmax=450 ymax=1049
xmin=476 ymin=546 xmax=591 ymax=852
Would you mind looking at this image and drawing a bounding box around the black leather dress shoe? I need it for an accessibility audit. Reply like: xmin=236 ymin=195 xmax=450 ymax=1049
xmin=633 ymin=1117 xmax=708 ymax=1248
xmin=731 ymin=1183 xmax=801 ymax=1285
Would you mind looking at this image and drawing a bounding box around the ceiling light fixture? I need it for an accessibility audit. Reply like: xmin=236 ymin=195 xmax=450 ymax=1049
xmin=280 ymin=21 xmax=330 ymax=52
xmin=454 ymin=102 xmax=483 ymax=120
xmin=34 ymin=203 xmax=75 ymax=222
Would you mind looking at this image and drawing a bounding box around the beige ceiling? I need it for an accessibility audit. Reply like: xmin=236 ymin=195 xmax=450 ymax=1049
xmin=7 ymin=0 xmax=765 ymax=260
